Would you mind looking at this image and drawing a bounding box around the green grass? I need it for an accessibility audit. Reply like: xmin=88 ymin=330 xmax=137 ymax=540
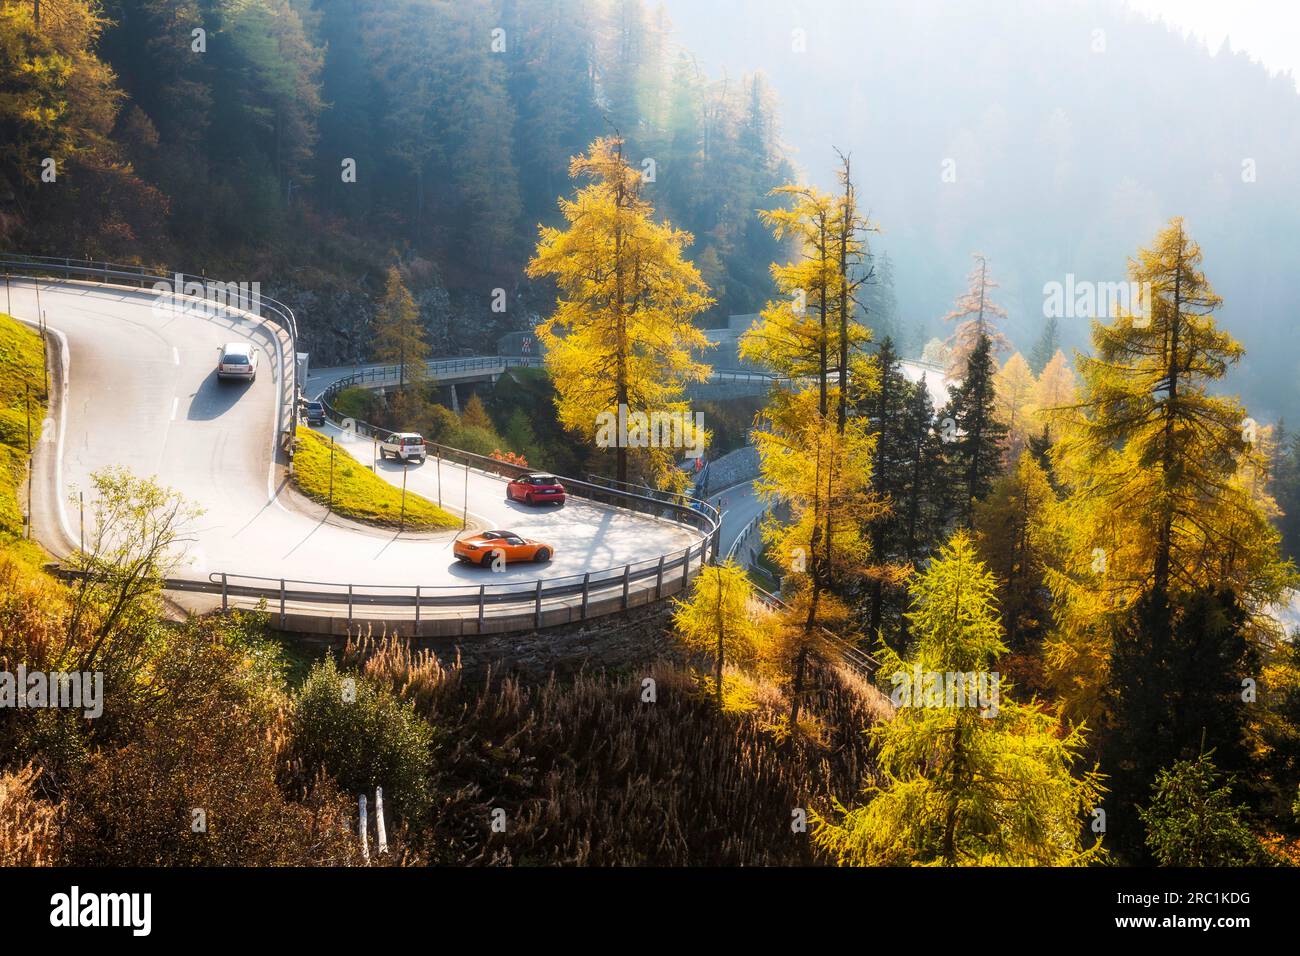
xmin=291 ymin=426 xmax=458 ymax=530
xmin=0 ymin=313 xmax=47 ymax=540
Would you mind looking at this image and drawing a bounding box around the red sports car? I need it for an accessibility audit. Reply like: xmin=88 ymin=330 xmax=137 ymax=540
xmin=506 ymin=473 xmax=566 ymax=505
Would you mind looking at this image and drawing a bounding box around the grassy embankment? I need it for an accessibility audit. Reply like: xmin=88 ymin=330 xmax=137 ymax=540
xmin=0 ymin=313 xmax=48 ymax=565
xmin=291 ymin=425 xmax=458 ymax=530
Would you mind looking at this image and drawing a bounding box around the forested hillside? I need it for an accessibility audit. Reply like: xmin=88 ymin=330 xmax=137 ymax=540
xmin=0 ymin=0 xmax=792 ymax=362
xmin=663 ymin=0 xmax=1300 ymax=423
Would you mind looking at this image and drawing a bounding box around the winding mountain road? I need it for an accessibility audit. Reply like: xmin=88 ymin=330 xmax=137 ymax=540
xmin=8 ymin=279 xmax=700 ymax=611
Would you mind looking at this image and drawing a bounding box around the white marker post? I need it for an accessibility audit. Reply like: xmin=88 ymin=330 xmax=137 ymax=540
xmin=358 ymin=793 xmax=369 ymax=862
xmin=375 ymin=787 xmax=388 ymax=855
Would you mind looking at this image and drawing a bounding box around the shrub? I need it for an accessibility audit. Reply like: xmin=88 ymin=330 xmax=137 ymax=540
xmin=292 ymin=657 xmax=435 ymax=822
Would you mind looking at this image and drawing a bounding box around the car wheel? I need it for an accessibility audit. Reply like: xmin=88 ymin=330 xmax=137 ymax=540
xmin=526 ymin=492 xmax=535 ymax=505
xmin=481 ymin=550 xmax=500 ymax=568
xmin=534 ymin=547 xmax=551 ymax=563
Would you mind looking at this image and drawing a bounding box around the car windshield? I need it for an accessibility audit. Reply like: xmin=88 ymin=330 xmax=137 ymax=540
xmin=402 ymin=437 xmax=422 ymax=446
xmin=532 ymin=476 xmax=557 ymax=484
xmin=306 ymin=403 xmax=322 ymax=411
xmin=222 ymin=354 xmax=249 ymax=365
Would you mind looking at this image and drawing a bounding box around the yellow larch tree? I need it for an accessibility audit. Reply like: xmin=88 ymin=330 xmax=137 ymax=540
xmin=526 ymin=137 xmax=714 ymax=487
xmin=993 ymin=351 xmax=1037 ymax=464
xmin=741 ymin=169 xmax=886 ymax=735
xmin=1043 ymin=218 xmax=1293 ymax=725
xmin=1031 ymin=349 xmax=1078 ymax=442
xmin=672 ymin=560 xmax=768 ymax=712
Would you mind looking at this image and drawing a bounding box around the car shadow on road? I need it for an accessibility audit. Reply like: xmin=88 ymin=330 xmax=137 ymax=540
xmin=441 ymin=556 xmax=564 ymax=585
xmin=187 ymin=369 xmax=252 ymax=421
xmin=500 ymin=497 xmax=566 ymax=514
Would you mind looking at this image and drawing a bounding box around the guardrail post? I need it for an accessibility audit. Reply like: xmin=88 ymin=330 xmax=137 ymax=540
xmin=622 ymin=564 xmax=630 ymax=609
xmin=347 ymin=584 xmax=353 ymax=627
xmin=534 ymin=579 xmax=543 ymax=629
xmin=478 ymin=584 xmax=486 ymax=631
xmin=414 ymin=585 xmax=421 ymax=630
xmin=221 ymin=572 xmax=228 ymax=613
xmin=682 ymin=548 xmax=691 ymax=591
xmin=655 ymin=555 xmax=664 ymax=599
xmin=580 ymin=572 xmax=590 ymax=620
xmin=279 ymin=578 xmax=285 ymax=628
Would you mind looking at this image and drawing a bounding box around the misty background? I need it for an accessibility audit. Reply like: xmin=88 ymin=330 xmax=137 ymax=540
xmin=659 ymin=0 xmax=1300 ymax=422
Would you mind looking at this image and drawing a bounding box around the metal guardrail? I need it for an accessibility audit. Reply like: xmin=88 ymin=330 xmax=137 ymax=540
xmin=2 ymin=261 xmax=723 ymax=629
xmin=751 ymin=584 xmax=880 ymax=677
xmin=311 ymin=358 xmax=774 ymax=398
xmin=313 ymin=356 xmax=546 ymax=394
xmin=0 ymin=253 xmax=301 ymax=445
xmin=726 ymin=506 xmax=770 ymax=562
xmin=318 ymin=369 xmax=720 ymax=545
xmin=251 ymin=371 xmax=725 ymax=625
xmin=159 ymin=542 xmax=706 ymax=631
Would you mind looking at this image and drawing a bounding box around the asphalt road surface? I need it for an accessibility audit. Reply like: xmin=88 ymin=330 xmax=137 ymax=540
xmin=10 ymin=279 xmax=698 ymax=593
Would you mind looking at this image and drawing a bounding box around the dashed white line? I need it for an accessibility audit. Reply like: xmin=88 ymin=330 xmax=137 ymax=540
xmin=171 ymin=397 xmax=179 ymax=421
xmin=172 ymin=346 xmax=180 ymax=365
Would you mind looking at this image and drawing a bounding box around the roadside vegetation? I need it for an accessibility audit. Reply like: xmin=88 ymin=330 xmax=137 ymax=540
xmin=290 ymin=426 xmax=458 ymax=531
xmin=0 ymin=313 xmax=46 ymax=546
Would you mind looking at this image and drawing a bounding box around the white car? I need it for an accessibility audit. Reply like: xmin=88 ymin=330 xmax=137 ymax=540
xmin=379 ymin=432 xmax=427 ymax=463
xmin=217 ymin=342 xmax=258 ymax=382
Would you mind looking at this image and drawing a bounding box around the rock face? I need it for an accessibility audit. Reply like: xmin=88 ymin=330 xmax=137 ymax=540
xmin=271 ymin=277 xmax=525 ymax=369
xmin=445 ymin=602 xmax=679 ymax=680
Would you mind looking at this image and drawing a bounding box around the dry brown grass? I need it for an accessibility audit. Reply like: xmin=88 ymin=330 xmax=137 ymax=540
xmin=0 ymin=765 xmax=60 ymax=866
xmin=346 ymin=635 xmax=886 ymax=865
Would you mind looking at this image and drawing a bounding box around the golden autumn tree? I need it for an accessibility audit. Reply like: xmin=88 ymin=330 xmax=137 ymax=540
xmin=993 ymin=351 xmax=1037 ymax=464
xmin=1044 ymin=218 xmax=1293 ymax=725
xmin=942 ymin=253 xmax=1010 ymax=377
xmin=1031 ymin=349 xmax=1077 ymax=442
xmin=0 ymin=0 xmax=122 ymax=188
xmin=371 ymin=265 xmax=429 ymax=389
xmin=974 ymin=452 xmax=1059 ymax=654
xmin=814 ymin=532 xmax=1105 ymax=866
xmin=741 ymin=169 xmax=885 ymax=735
xmin=754 ymin=390 xmax=883 ymax=732
xmin=673 ymin=560 xmax=767 ymax=711
xmin=739 ymin=178 xmax=875 ymax=417
xmin=527 ymin=137 xmax=713 ymax=487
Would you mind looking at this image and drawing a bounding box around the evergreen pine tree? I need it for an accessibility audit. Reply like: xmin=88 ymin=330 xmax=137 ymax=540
xmin=1028 ymin=316 xmax=1060 ymax=375
xmin=941 ymin=332 xmax=1009 ymax=525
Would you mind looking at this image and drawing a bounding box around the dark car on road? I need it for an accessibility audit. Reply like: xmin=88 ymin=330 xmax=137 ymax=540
xmin=303 ymin=401 xmax=326 ymax=426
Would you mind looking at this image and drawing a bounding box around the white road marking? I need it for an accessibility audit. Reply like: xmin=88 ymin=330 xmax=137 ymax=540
xmin=171 ymin=397 xmax=179 ymax=421
xmin=172 ymin=346 xmax=180 ymax=365
xmin=29 ymin=280 xmax=702 ymax=591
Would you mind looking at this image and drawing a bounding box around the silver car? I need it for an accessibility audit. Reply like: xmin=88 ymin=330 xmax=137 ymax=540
xmin=379 ymin=432 xmax=427 ymax=463
xmin=217 ymin=342 xmax=258 ymax=382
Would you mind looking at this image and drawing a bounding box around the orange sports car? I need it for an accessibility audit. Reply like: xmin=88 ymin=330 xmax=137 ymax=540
xmin=453 ymin=529 xmax=553 ymax=566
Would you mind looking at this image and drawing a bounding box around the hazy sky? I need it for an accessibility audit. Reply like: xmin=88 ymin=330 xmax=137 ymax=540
xmin=1129 ymin=0 xmax=1300 ymax=90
